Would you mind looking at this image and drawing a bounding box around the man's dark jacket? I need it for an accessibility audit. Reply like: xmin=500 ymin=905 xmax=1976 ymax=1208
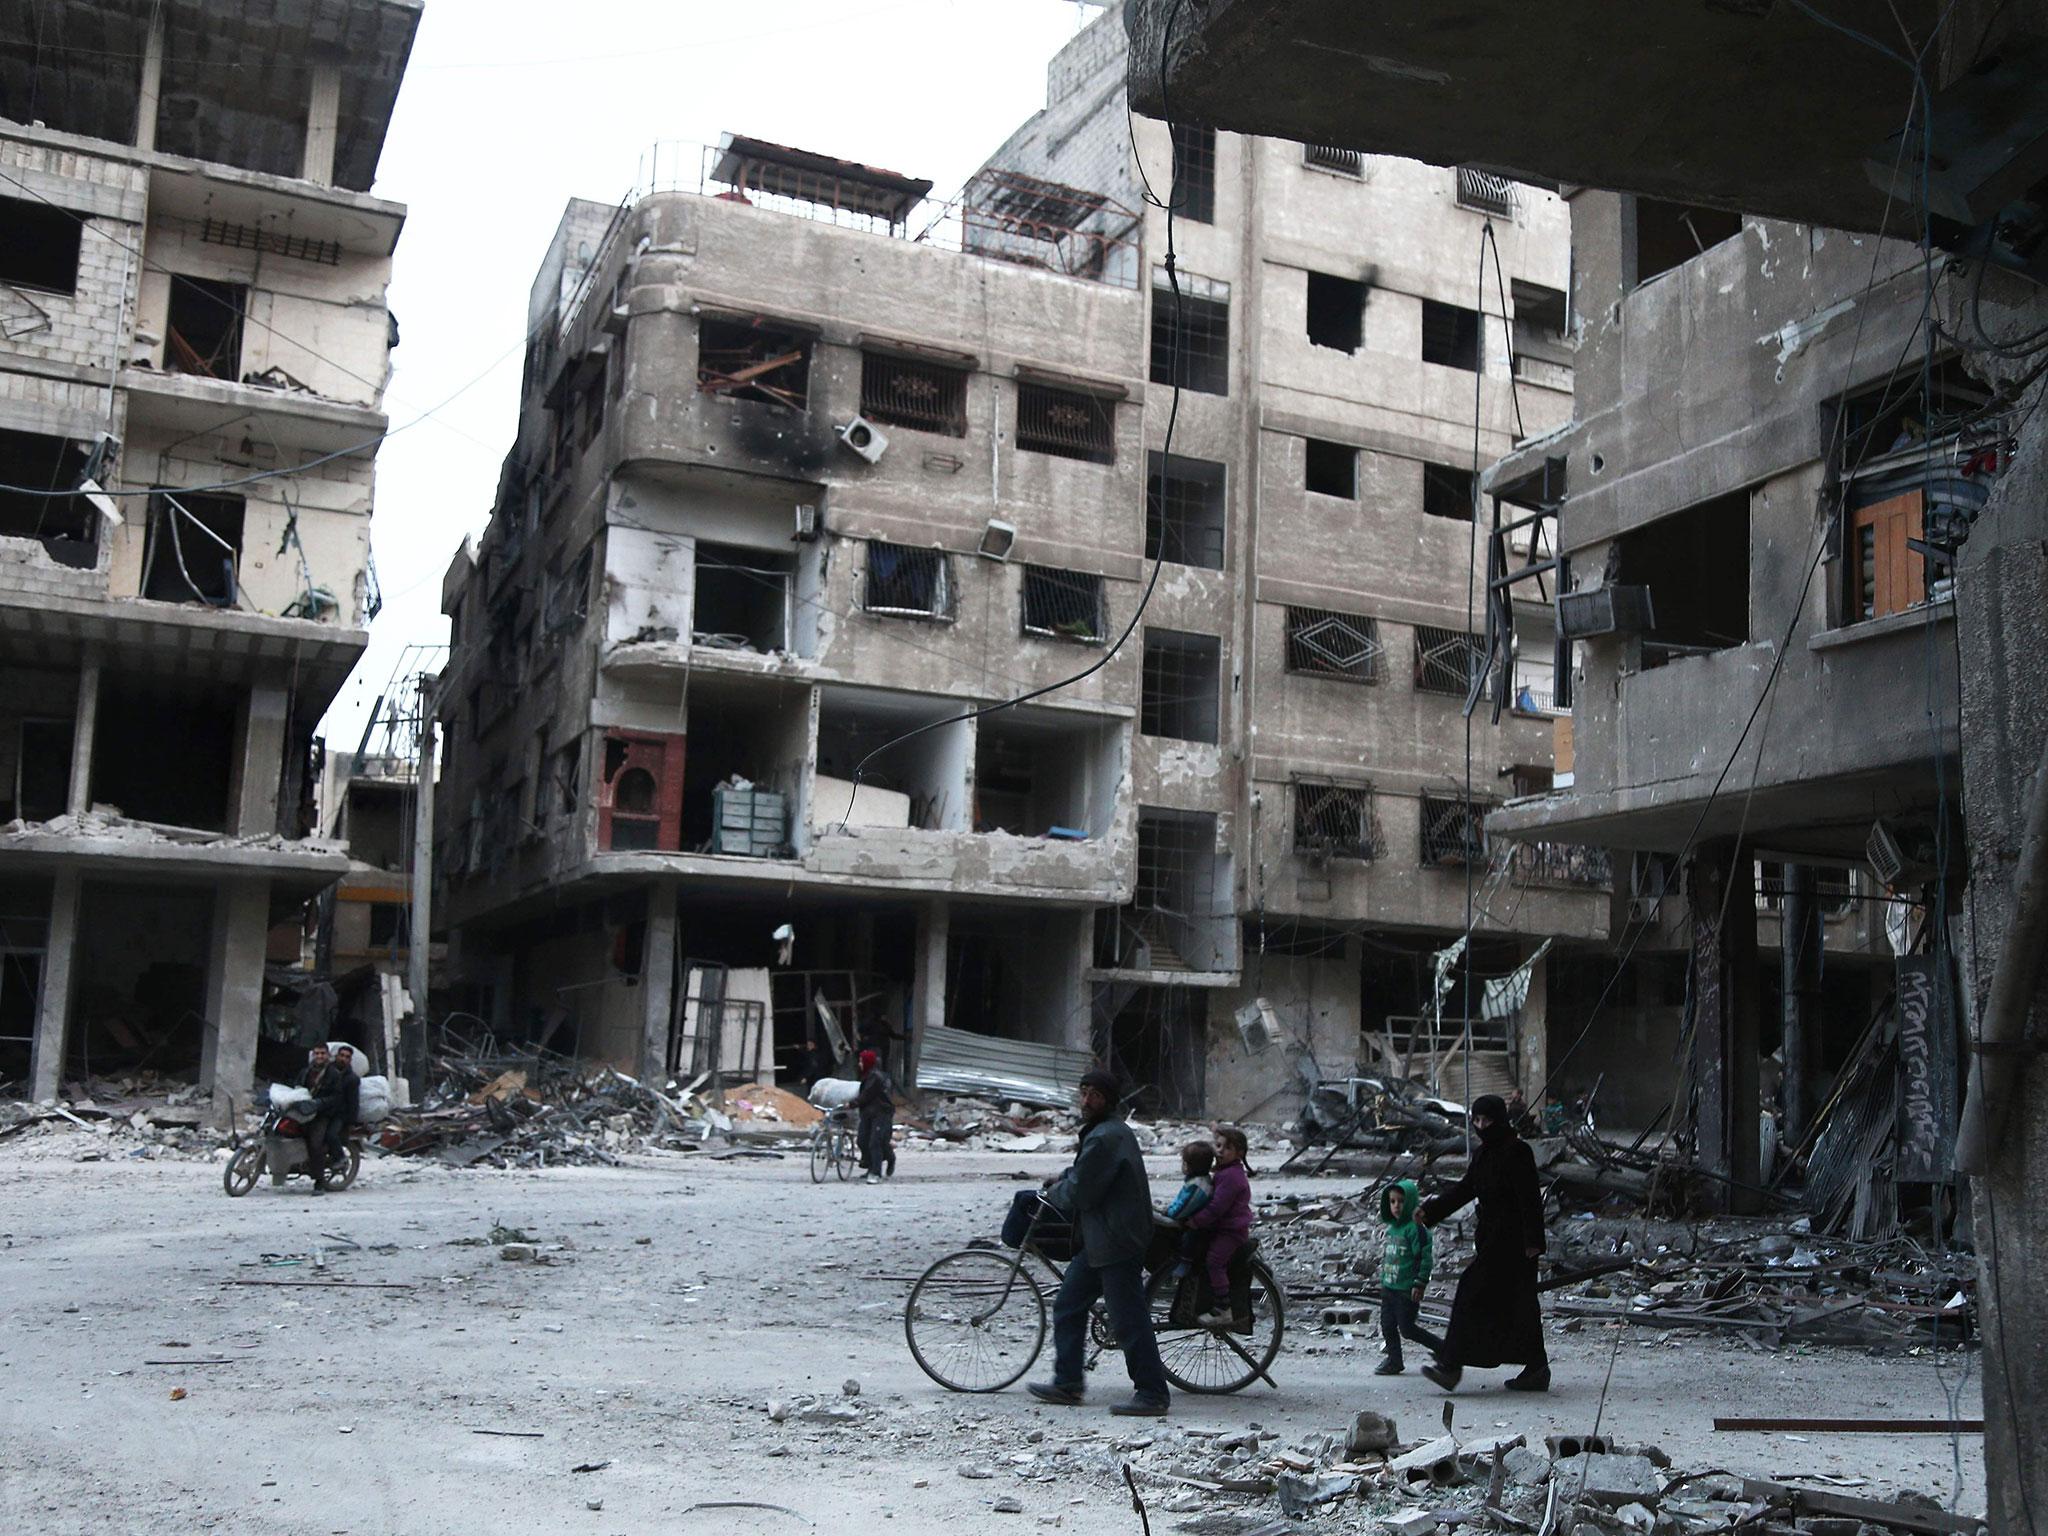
xmin=1047 ymin=1113 xmax=1153 ymax=1267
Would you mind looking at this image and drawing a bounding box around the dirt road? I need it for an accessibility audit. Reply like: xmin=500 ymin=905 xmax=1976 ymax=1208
xmin=0 ymin=1141 xmax=1985 ymax=1533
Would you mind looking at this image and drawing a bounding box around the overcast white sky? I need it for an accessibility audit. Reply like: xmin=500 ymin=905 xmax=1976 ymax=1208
xmin=325 ymin=0 xmax=1103 ymax=749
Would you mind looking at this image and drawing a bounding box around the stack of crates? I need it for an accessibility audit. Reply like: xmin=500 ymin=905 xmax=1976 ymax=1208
xmin=712 ymin=787 xmax=787 ymax=856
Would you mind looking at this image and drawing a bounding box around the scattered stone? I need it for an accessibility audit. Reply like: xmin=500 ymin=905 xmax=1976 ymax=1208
xmin=842 ymin=1378 xmax=861 ymax=1397
xmin=1348 ymin=1411 xmax=1398 ymax=1455
xmin=1275 ymin=1470 xmax=1359 ymax=1515
xmin=499 ymin=1243 xmax=537 ymax=1262
xmin=1385 ymin=1506 xmax=1442 ymax=1536
xmin=1550 ymin=1453 xmax=1663 ymax=1505
xmin=993 ymin=1496 xmax=1024 ymax=1514
xmin=1502 ymin=1446 xmax=1552 ymax=1488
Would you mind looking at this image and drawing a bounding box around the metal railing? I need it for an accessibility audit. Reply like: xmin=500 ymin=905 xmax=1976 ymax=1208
xmin=1510 ymin=841 xmax=1614 ymax=889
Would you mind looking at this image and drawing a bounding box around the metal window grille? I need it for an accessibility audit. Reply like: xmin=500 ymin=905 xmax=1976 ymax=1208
xmin=697 ymin=316 xmax=809 ymax=409
xmin=200 ymin=216 xmax=342 ymax=265
xmin=1420 ymin=299 xmax=1481 ymax=371
xmin=1149 ymin=289 xmax=1230 ymax=395
xmin=1016 ymin=383 xmax=1116 ymax=463
xmin=864 ymin=541 xmax=953 ymax=619
xmin=1413 ymin=624 xmax=1487 ymax=697
xmin=1419 ymin=792 xmax=1489 ymax=867
xmin=1294 ymin=780 xmax=1379 ymax=860
xmin=1145 ymin=452 xmax=1226 ymax=570
xmin=1022 ymin=565 xmax=1107 ymax=642
xmin=1423 ymin=462 xmax=1475 ymax=521
xmin=1512 ymin=841 xmax=1614 ymax=888
xmin=1169 ymin=123 xmax=1216 ymax=223
xmin=1455 ymin=167 xmax=1519 ymax=218
xmin=1285 ymin=607 xmax=1382 ymax=683
xmin=1303 ymin=144 xmax=1363 ymax=176
xmin=860 ymin=353 xmax=968 ymax=436
xmin=1141 ymin=630 xmax=1221 ymax=743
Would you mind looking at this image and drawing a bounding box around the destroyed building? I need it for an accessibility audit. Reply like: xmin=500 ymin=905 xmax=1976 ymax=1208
xmin=432 ymin=4 xmax=1624 ymax=1120
xmin=0 ymin=1 xmax=419 ymax=1118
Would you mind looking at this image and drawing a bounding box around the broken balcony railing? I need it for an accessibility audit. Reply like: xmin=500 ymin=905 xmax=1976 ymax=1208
xmin=1509 ymin=840 xmax=1613 ymax=889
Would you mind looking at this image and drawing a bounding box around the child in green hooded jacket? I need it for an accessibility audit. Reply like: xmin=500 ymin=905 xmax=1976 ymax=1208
xmin=1375 ymin=1178 xmax=1445 ymax=1375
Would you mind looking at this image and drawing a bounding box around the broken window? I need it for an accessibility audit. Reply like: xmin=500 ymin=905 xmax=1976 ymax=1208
xmin=696 ymin=315 xmax=810 ymax=410
xmin=11 ymin=715 xmax=74 ymax=822
xmin=164 ymin=275 xmax=246 ymax=381
xmin=864 ymin=541 xmax=953 ymax=619
xmin=1095 ymin=808 xmax=1230 ymax=980
xmin=1294 ymin=779 xmax=1378 ymax=860
xmin=0 ymin=195 xmax=81 ymax=295
xmin=1021 ymin=565 xmax=1107 ymax=643
xmin=1421 ymin=299 xmax=1480 ymax=371
xmin=1614 ymin=487 xmax=1750 ymax=664
xmin=692 ymin=540 xmax=791 ymax=652
xmin=1630 ymin=198 xmax=1743 ymax=288
xmin=0 ymin=427 xmax=95 ymax=561
xmin=1145 ymin=452 xmax=1226 ymax=570
xmin=1846 ymin=490 xmax=1925 ymax=623
xmin=1419 ymin=792 xmax=1489 ymax=867
xmin=141 ymin=492 xmax=243 ymax=605
xmin=860 ymin=353 xmax=968 ymax=436
xmin=1016 ymin=382 xmax=1116 ymax=464
xmin=1304 ymin=438 xmax=1356 ymax=498
xmin=1169 ymin=124 xmax=1216 ymax=224
xmin=1454 ymin=167 xmax=1518 ymax=218
xmin=1140 ymin=629 xmax=1221 ymax=744
xmin=598 ymin=732 xmax=683 ymax=852
xmin=552 ymin=740 xmax=583 ymax=817
xmin=1423 ymin=463 xmax=1474 ymax=522
xmin=1150 ymin=280 xmax=1230 ymax=396
xmin=1286 ymin=607 xmax=1382 ymax=683
xmin=971 ymin=708 xmax=1115 ymax=837
xmin=1306 ymin=271 xmax=1364 ymax=353
xmin=1512 ymin=280 xmax=1569 ymax=357
xmin=543 ymin=546 xmax=593 ymax=633
xmin=1303 ymin=144 xmax=1362 ymax=176
xmin=1413 ymin=624 xmax=1487 ymax=698
xmin=91 ymin=677 xmax=237 ymax=831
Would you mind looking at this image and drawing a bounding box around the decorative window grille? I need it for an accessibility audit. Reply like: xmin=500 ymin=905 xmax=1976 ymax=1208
xmin=1304 ymin=144 xmax=1363 ymax=176
xmin=1294 ymin=780 xmax=1379 ymax=860
xmin=1021 ymin=565 xmax=1107 ymax=642
xmin=1016 ymin=383 xmax=1116 ymax=463
xmin=1413 ymin=624 xmax=1487 ymax=697
xmin=863 ymin=541 xmax=953 ymax=619
xmin=1420 ymin=792 xmax=1489 ymax=867
xmin=1285 ymin=607 xmax=1382 ymax=683
xmin=1455 ymin=166 xmax=1519 ymax=218
xmin=860 ymin=353 xmax=968 ymax=436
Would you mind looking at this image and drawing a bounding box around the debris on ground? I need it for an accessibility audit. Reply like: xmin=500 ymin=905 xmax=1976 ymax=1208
xmin=0 ymin=1073 xmax=226 ymax=1161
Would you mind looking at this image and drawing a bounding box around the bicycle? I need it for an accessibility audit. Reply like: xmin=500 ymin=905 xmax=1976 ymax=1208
xmin=809 ymin=1106 xmax=857 ymax=1184
xmin=904 ymin=1196 xmax=1284 ymax=1395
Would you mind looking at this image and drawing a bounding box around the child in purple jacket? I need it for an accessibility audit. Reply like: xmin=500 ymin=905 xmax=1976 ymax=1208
xmin=1187 ymin=1125 xmax=1253 ymax=1326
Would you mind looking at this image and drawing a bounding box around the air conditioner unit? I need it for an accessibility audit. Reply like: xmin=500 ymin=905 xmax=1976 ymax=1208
xmin=1234 ymin=998 xmax=1284 ymax=1056
xmin=794 ymin=503 xmax=822 ymax=542
xmin=1867 ymin=818 xmax=1938 ymax=890
xmin=978 ymin=518 xmax=1017 ymax=561
xmin=835 ymin=415 xmax=889 ymax=464
xmin=1558 ymin=584 xmax=1656 ymax=639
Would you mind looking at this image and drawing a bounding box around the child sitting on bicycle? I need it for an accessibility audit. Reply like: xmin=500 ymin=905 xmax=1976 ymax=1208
xmin=1185 ymin=1125 xmax=1253 ymax=1327
xmin=1164 ymin=1140 xmax=1214 ymax=1275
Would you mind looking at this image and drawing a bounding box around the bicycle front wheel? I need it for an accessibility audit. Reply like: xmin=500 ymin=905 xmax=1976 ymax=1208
xmin=1149 ymin=1261 xmax=1285 ymax=1394
xmin=905 ymin=1250 xmax=1046 ymax=1393
xmin=834 ymin=1128 xmax=854 ymax=1181
xmin=809 ymin=1127 xmax=831 ymax=1184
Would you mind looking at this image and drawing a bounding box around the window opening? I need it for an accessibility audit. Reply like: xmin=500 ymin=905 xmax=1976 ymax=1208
xmin=1169 ymin=124 xmax=1215 ymax=223
xmin=692 ymin=540 xmax=791 ymax=652
xmin=1016 ymin=382 xmax=1116 ymax=463
xmin=1423 ymin=462 xmax=1474 ymax=521
xmin=1306 ymin=271 xmax=1364 ymax=353
xmin=1454 ymin=167 xmax=1519 ymax=218
xmin=1631 ymin=198 xmax=1743 ymax=288
xmin=1150 ymin=287 xmax=1230 ymax=395
xmin=91 ymin=677 xmax=237 ymax=831
xmin=1145 ymin=451 xmax=1226 ymax=570
xmin=697 ymin=315 xmax=810 ymax=409
xmin=1613 ymin=488 xmax=1750 ymax=664
xmin=0 ymin=195 xmax=82 ymax=294
xmin=860 ymin=353 xmax=968 ymax=435
xmin=1021 ymin=565 xmax=1107 ymax=642
xmin=141 ymin=492 xmax=243 ymax=605
xmin=1286 ymin=607 xmax=1382 ymax=683
xmin=1413 ymin=624 xmax=1487 ymax=697
xmin=0 ymin=427 xmax=94 ymax=559
xmin=1140 ymin=630 xmax=1221 ymax=743
xmin=15 ymin=717 xmax=75 ymax=822
xmin=1304 ymin=438 xmax=1356 ymax=498
xmin=864 ymin=541 xmax=953 ymax=619
xmin=1294 ymin=780 xmax=1378 ymax=860
xmin=1096 ymin=808 xmax=1229 ymax=978
xmin=1303 ymin=144 xmax=1362 ymax=176
xmin=1419 ymin=792 xmax=1489 ymax=867
xmin=1421 ymin=298 xmax=1480 ymax=371
xmin=164 ymin=275 xmax=245 ymax=380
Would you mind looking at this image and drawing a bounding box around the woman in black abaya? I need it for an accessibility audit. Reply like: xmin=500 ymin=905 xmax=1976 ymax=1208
xmin=1417 ymin=1093 xmax=1550 ymax=1392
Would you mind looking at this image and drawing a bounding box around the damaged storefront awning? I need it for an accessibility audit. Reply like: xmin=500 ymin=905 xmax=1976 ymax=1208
xmin=914 ymin=1023 xmax=1092 ymax=1109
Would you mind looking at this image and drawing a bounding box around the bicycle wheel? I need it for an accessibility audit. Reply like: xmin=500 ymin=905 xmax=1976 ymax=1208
xmin=905 ymin=1250 xmax=1047 ymax=1393
xmin=834 ymin=1127 xmax=854 ymax=1181
xmin=1149 ymin=1261 xmax=1285 ymax=1394
xmin=809 ymin=1127 xmax=831 ymax=1184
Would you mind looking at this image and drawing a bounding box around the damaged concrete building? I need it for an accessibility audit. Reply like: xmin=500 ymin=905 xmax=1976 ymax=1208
xmin=0 ymin=1 xmax=419 ymax=1117
xmin=433 ymin=3 xmax=1617 ymax=1119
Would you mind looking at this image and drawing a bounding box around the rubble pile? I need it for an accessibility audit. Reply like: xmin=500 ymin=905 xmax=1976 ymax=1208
xmin=751 ymin=1393 xmax=1983 ymax=1536
xmin=0 ymin=1073 xmax=225 ymax=1162
xmin=902 ymin=1095 xmax=1291 ymax=1157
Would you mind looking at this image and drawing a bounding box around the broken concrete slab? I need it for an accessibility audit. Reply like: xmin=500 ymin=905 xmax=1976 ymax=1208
xmin=1348 ymin=1410 xmax=1399 ymax=1455
xmin=1550 ymin=1454 xmax=1663 ymax=1505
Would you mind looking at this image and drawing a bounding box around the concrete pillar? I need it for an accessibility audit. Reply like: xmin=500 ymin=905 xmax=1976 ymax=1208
xmin=134 ymin=13 xmax=163 ymax=152
xmin=1689 ymin=840 xmax=1761 ymax=1212
xmin=639 ymin=882 xmax=678 ymax=1084
xmin=67 ymin=659 xmax=100 ymax=817
xmin=1517 ymin=944 xmax=1549 ymax=1104
xmin=232 ymin=684 xmax=290 ymax=837
xmin=405 ymin=702 xmax=436 ymax=1092
xmin=28 ymin=870 xmax=83 ymax=1102
xmin=301 ymin=59 xmax=342 ymax=186
xmin=906 ymin=897 xmax=950 ymax=1084
xmin=1780 ymin=864 xmax=1824 ymax=1146
xmin=204 ymin=880 xmax=271 ymax=1127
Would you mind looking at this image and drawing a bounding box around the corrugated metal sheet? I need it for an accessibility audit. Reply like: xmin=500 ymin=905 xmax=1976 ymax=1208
xmin=914 ymin=1023 xmax=1092 ymax=1108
